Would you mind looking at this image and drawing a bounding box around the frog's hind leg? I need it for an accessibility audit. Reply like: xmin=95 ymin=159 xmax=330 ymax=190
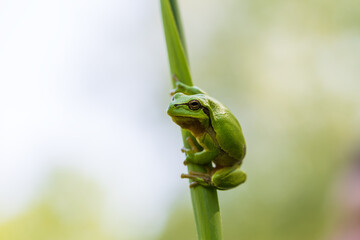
xmin=212 ymin=165 xmax=246 ymax=190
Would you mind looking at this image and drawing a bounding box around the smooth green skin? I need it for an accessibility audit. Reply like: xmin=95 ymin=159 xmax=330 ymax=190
xmin=167 ymin=81 xmax=247 ymax=190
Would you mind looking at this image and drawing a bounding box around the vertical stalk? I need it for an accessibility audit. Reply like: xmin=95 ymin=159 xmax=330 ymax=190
xmin=160 ymin=1 xmax=223 ymax=239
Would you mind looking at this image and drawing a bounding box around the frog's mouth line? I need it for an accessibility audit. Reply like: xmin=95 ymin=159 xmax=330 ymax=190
xmin=170 ymin=115 xmax=203 ymax=122
xmin=170 ymin=116 xmax=206 ymax=135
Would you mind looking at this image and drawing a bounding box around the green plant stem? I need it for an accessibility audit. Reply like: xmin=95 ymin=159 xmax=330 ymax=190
xmin=160 ymin=1 xmax=223 ymax=239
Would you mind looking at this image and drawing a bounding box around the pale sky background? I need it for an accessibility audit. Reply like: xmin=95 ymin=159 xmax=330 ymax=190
xmin=0 ymin=0 xmax=190 ymax=237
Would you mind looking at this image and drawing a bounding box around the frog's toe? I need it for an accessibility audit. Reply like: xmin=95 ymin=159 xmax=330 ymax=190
xmin=188 ymin=171 xmax=210 ymax=178
xmin=181 ymin=147 xmax=189 ymax=153
xmin=181 ymin=172 xmax=212 ymax=188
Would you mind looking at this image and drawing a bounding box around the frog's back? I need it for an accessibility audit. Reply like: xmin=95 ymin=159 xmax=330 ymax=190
xmin=207 ymin=96 xmax=246 ymax=161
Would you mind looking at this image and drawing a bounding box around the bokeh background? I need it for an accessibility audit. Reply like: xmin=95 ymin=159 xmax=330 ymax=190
xmin=1 ymin=0 xmax=359 ymax=239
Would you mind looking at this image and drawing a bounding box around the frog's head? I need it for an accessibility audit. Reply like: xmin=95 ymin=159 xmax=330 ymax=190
xmin=167 ymin=93 xmax=210 ymax=134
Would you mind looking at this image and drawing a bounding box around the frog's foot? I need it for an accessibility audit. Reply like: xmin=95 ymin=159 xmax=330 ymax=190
xmin=181 ymin=137 xmax=200 ymax=154
xmin=170 ymin=74 xmax=205 ymax=96
xmin=183 ymin=155 xmax=194 ymax=166
xmin=181 ymin=147 xmax=190 ymax=153
xmin=181 ymin=142 xmax=200 ymax=166
xmin=188 ymin=171 xmax=209 ymax=177
xmin=181 ymin=148 xmax=195 ymax=165
xmin=170 ymin=75 xmax=193 ymax=96
xmin=181 ymin=171 xmax=212 ymax=188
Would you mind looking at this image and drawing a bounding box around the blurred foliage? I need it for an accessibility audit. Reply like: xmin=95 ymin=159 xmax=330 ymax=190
xmin=0 ymin=171 xmax=117 ymax=240
xmin=159 ymin=0 xmax=360 ymax=239
xmin=158 ymin=204 xmax=197 ymax=240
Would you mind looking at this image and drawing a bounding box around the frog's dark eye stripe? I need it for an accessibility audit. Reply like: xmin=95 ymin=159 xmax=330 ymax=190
xmin=188 ymin=99 xmax=201 ymax=110
xmin=202 ymin=107 xmax=210 ymax=116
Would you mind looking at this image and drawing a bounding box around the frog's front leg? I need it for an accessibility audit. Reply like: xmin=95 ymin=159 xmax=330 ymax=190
xmin=181 ymin=136 xmax=200 ymax=165
xmin=181 ymin=134 xmax=219 ymax=187
xmin=184 ymin=136 xmax=200 ymax=152
xmin=170 ymin=74 xmax=206 ymax=96
xmin=183 ymin=134 xmax=219 ymax=165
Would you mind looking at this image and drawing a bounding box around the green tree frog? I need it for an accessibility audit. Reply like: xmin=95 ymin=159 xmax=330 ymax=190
xmin=167 ymin=77 xmax=247 ymax=190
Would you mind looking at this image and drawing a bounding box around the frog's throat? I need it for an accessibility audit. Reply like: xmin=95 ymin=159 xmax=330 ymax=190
xmin=171 ymin=116 xmax=209 ymax=136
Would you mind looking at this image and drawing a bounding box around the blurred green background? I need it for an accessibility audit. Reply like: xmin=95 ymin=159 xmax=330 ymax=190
xmin=0 ymin=0 xmax=359 ymax=239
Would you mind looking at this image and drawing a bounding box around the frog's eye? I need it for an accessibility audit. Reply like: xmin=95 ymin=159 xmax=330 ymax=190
xmin=188 ymin=99 xmax=201 ymax=110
